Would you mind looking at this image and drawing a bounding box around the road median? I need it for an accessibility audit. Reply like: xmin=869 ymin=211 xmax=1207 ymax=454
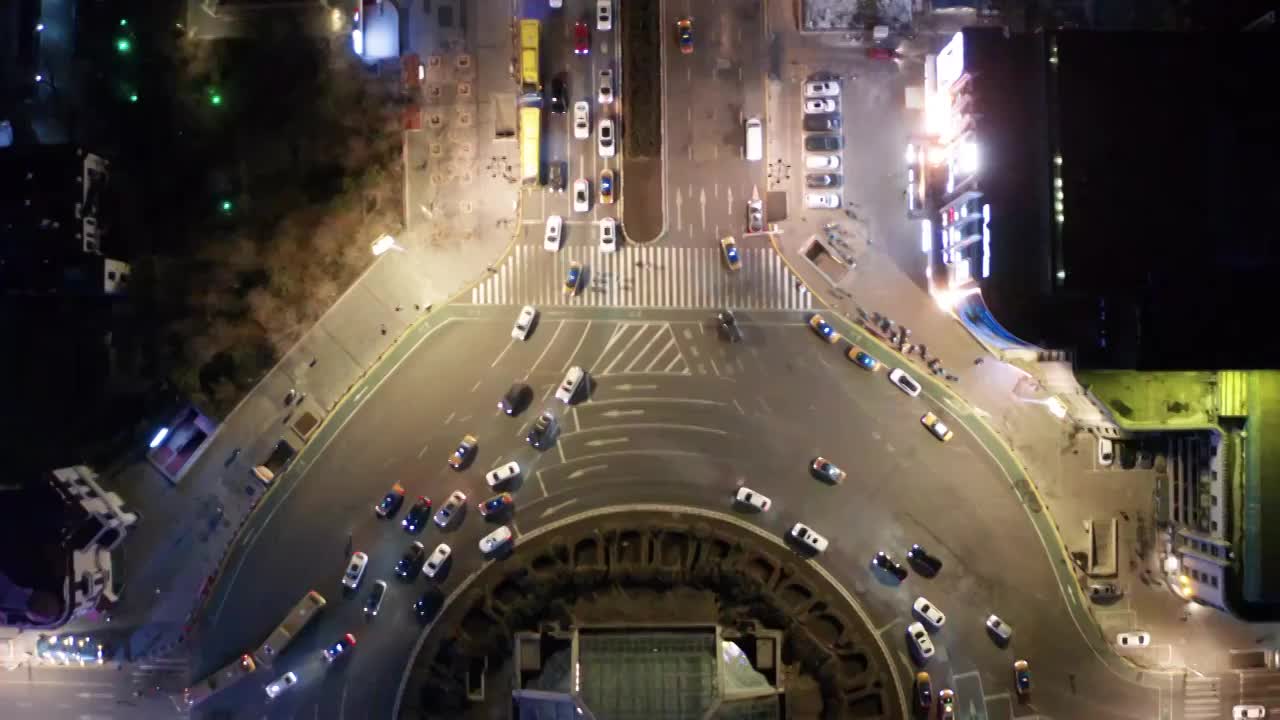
xmin=619 ymin=0 xmax=664 ymax=243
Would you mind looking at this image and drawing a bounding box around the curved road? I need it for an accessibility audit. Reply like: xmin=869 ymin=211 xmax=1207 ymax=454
xmin=194 ymin=303 xmax=1161 ymax=719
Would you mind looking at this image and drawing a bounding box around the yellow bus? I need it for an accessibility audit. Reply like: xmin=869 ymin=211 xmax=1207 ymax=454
xmin=519 ymin=19 xmax=540 ymax=92
xmin=252 ymin=590 xmax=326 ymax=667
xmin=520 ymin=106 xmax=541 ymax=186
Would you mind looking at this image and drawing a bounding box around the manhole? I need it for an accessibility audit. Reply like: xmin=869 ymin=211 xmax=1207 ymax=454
xmin=456 ymin=111 xmax=472 ymax=127
xmin=458 ymin=82 xmax=472 ymax=97
xmin=429 ymin=143 xmax=444 ymax=157
xmin=456 ymin=55 xmax=471 ymax=70
xmin=428 ymin=113 xmax=444 ymax=129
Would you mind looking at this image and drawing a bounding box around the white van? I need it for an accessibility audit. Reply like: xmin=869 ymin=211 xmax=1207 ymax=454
xmin=556 ymin=366 xmax=586 ymax=403
xmin=744 ymin=118 xmax=763 ymax=161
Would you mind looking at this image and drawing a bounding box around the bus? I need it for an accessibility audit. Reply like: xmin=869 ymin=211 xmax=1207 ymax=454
xmin=252 ymin=590 xmax=326 ymax=668
xmin=519 ymin=106 xmax=542 ymax=186
xmin=182 ymin=653 xmax=256 ymax=709
xmin=519 ymin=19 xmax=540 ymax=93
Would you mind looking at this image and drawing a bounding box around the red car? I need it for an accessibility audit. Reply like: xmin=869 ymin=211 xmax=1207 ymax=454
xmin=867 ymin=47 xmax=899 ymax=60
xmin=574 ymin=21 xmax=590 ymax=56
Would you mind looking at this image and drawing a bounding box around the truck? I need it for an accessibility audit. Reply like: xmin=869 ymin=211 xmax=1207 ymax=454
xmin=252 ymin=439 xmax=296 ymax=485
xmin=252 ymin=590 xmax=326 ymax=668
xmin=182 ymin=653 xmax=256 ymax=709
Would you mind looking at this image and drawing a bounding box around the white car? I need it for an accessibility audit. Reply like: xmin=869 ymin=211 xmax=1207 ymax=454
xmin=265 ymin=671 xmax=298 ymax=699
xmin=805 ymin=192 xmax=840 ymax=209
xmin=1233 ymin=705 xmax=1267 ymax=720
xmin=913 ymin=597 xmax=946 ymax=629
xmin=543 ymin=215 xmax=563 ymax=251
xmin=433 ymin=490 xmax=467 ymax=528
xmin=573 ymin=102 xmax=590 ymax=139
xmin=804 ymin=98 xmax=837 ymax=113
xmin=596 ymin=0 xmax=612 ymax=31
xmin=806 ymin=154 xmax=840 ymax=170
xmin=599 ymin=218 xmax=617 ymax=252
xmin=804 ymin=80 xmax=840 ymax=98
xmin=550 ymin=0 xmax=562 ymax=8
xmin=479 ymin=525 xmax=514 ymax=554
xmin=341 ymin=551 xmax=368 ymax=590
xmin=598 ymin=68 xmax=614 ymax=104
xmin=485 ymin=461 xmax=521 ymax=488
xmin=906 ymin=622 xmax=935 ymax=661
xmin=1116 ymin=631 xmax=1151 ymax=648
xmin=985 ymin=614 xmax=1013 ymax=643
xmin=888 ymin=368 xmax=922 ymax=397
xmin=735 ymin=487 xmax=771 ymax=511
xmin=597 ymin=119 xmax=616 ymax=157
xmin=573 ymin=178 xmax=591 ymax=213
xmin=789 ymin=523 xmax=829 ymax=553
xmin=422 ymin=543 xmax=452 ymax=578
xmin=511 ymin=305 xmax=537 ymax=340
xmin=556 ymin=366 xmax=586 ymax=403
xmin=1098 ymin=437 xmax=1114 ymax=466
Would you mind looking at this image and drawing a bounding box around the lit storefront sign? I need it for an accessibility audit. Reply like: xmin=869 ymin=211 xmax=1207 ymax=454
xmin=936 ymin=32 xmax=966 ymax=93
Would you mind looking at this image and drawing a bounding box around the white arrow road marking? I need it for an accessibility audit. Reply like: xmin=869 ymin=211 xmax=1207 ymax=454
xmin=568 ymin=465 xmax=609 ymax=479
xmin=586 ymin=437 xmax=629 ymax=448
xmin=602 ymin=409 xmax=644 ymax=418
xmin=540 ymin=499 xmax=579 ymax=518
xmin=614 ymin=384 xmax=658 ymax=391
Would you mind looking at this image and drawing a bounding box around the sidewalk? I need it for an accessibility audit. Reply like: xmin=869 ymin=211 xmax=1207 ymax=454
xmin=5 ymin=0 xmax=521 ymax=684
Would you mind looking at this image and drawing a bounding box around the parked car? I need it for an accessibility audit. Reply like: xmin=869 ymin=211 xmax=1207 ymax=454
xmin=907 ymin=543 xmax=942 ymax=574
xmin=433 ymin=490 xmax=467 ymax=528
xmin=804 ymin=135 xmax=843 ymax=152
xmin=804 ymin=80 xmax=840 ymax=97
xmin=986 ymin=614 xmax=1013 ymax=645
xmin=342 ymin=552 xmax=368 ymax=590
xmin=1233 ymin=705 xmax=1267 ymax=720
xmin=1097 ymin=437 xmax=1114 ymax=466
xmin=804 ymin=98 xmax=837 ymax=114
xmin=804 ymin=192 xmax=840 ymax=209
xmin=1116 ymin=631 xmax=1151 ymax=648
xmin=479 ymin=525 xmax=514 ymax=554
xmin=802 ymin=114 xmax=841 ymax=132
xmin=485 ymin=461 xmax=521 ymax=489
xmin=806 ymin=154 xmax=840 ymax=170
xmin=913 ymin=596 xmax=946 ymax=629
xmin=806 ymin=173 xmax=843 ymax=188
xmin=423 ymin=543 xmax=452 ymax=578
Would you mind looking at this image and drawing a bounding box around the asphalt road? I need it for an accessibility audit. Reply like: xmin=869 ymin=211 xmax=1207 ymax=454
xmin=192 ymin=302 xmax=1163 ymax=719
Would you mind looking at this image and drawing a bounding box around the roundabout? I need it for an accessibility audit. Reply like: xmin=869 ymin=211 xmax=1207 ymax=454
xmin=194 ymin=303 xmax=1167 ymax=719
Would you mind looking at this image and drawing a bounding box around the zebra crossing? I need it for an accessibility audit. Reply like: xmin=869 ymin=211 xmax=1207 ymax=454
xmin=468 ymin=244 xmax=813 ymax=310
xmin=1182 ymin=675 xmax=1221 ymax=720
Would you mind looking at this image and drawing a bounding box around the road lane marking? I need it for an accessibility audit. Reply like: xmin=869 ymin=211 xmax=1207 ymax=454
xmin=416 ymin=442 xmax=430 ymax=459
xmin=539 ymin=499 xmax=577 ymax=518
xmin=536 ymin=470 xmax=549 ymax=497
xmin=589 ymin=322 xmax=629 ymax=369
xmin=613 ymin=383 xmax=658 ymax=391
xmin=563 ymin=320 xmax=592 ymax=370
xmin=733 ymin=399 xmax=745 ymax=415
xmin=665 ymin=355 xmax=686 ymax=373
xmin=601 ymin=409 xmax=644 ymax=418
xmin=556 ymin=442 xmax=566 ymax=465
xmin=469 ymin=380 xmax=481 ymax=393
xmin=490 ymin=339 xmax=516 ymax=368
xmin=572 ymin=407 xmax=581 ymax=431
xmin=524 ymin=321 xmax=566 ymax=380
xmin=605 ymin=325 xmax=654 ymax=374
xmin=709 ymin=358 xmax=720 ymax=376
xmin=444 ymin=411 xmax=455 ymax=424
xmin=645 ymin=339 xmax=678 ymax=372
xmin=585 ymin=437 xmax=629 ymax=448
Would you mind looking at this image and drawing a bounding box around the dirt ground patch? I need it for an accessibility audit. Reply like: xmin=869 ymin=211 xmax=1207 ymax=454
xmin=620 ymin=156 xmax=663 ymax=242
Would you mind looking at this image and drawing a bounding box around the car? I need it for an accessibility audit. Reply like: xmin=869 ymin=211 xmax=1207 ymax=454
xmin=374 ymin=484 xmax=406 ymax=518
xmin=479 ymin=525 xmax=514 ymax=554
xmin=734 ymin=486 xmax=771 ymax=511
xmin=478 ymin=492 xmax=514 ymax=517
xmin=265 ymin=671 xmax=298 ymax=699
xmin=888 ymin=368 xmax=922 ymax=397
xmin=913 ymin=597 xmax=946 ymax=629
xmin=676 ymin=18 xmax=694 ymax=54
xmin=414 ymin=588 xmax=444 ymax=623
xmin=342 ymin=551 xmax=368 ymax=590
xmin=938 ymin=688 xmax=956 ymax=716
xmin=527 ymin=411 xmax=557 ymax=449
xmin=433 ymin=490 xmax=467 ymax=528
xmin=805 ymin=173 xmax=843 ymax=188
xmin=549 ymin=74 xmax=567 ymax=114
xmin=906 ymin=622 xmax=935 ymax=662
xmin=564 ymin=262 xmax=584 ymax=295
xmin=596 ymin=0 xmax=612 ymax=30
xmin=599 ymin=169 xmax=615 ymax=204
xmin=746 ymin=199 xmax=764 ymax=233
xmin=364 ymin=580 xmax=387 ymax=617
xmin=402 ymin=496 xmax=433 ymax=533
xmin=717 ymin=309 xmax=742 ymax=342
xmin=395 ymin=542 xmax=426 ymax=580
xmin=1116 ymin=631 xmax=1151 ymax=648
xmin=790 ymin=522 xmax=829 ymax=553
xmin=321 ymin=633 xmax=357 ymax=663
xmin=573 ymin=101 xmax=590 ymax=138
xmin=1088 ymin=582 xmax=1123 ymax=601
xmin=598 ymin=68 xmax=614 ymax=104
xmin=867 ymin=46 xmax=899 ymax=60
xmin=906 ymin=543 xmax=942 ymax=574
xmin=802 ymin=114 xmax=841 ymax=132
xmin=872 ymin=551 xmax=908 ymax=581
xmin=573 ymin=178 xmax=590 ymax=213
xmin=548 ymin=161 xmax=565 ymax=192
xmin=811 ymin=456 xmax=846 ymax=484
xmin=847 ymin=346 xmax=879 ymax=370
xmin=599 ymin=218 xmax=617 ymax=252
xmin=720 ymin=236 xmax=742 ymax=271
xmin=805 ymin=192 xmax=840 ymax=209
xmin=806 ymin=154 xmax=840 ymax=170
xmin=422 ymin=543 xmax=452 ymax=578
xmin=499 ymin=383 xmax=533 ymax=416
xmin=485 ymin=461 xmax=521 ymax=489
xmin=556 ymin=366 xmax=586 ymax=403
xmin=1013 ymin=659 xmax=1031 ymax=697
xmin=1234 ymin=705 xmax=1267 ymax=719
xmin=804 ymin=98 xmax=837 ymax=114
xmin=920 ymin=412 xmax=955 ymax=442
xmin=511 ymin=305 xmax=538 ymax=341
xmin=597 ymin=118 xmax=615 ymax=157
xmin=573 ymin=21 xmax=589 ymax=55
xmin=914 ymin=671 xmax=933 ymax=713
xmin=804 ymin=134 xmax=843 ymax=152
xmin=1098 ymin=437 xmax=1114 ymax=466
xmin=550 ymin=0 xmax=562 ymax=7
xmin=544 ymin=215 xmax=563 ymax=251
xmin=804 ymin=80 xmax=840 ymax=98
xmin=986 ymin=614 xmax=1013 ymax=644
xmin=447 ymin=434 xmax=478 ymax=470
xmin=808 ymin=313 xmax=840 ymax=343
